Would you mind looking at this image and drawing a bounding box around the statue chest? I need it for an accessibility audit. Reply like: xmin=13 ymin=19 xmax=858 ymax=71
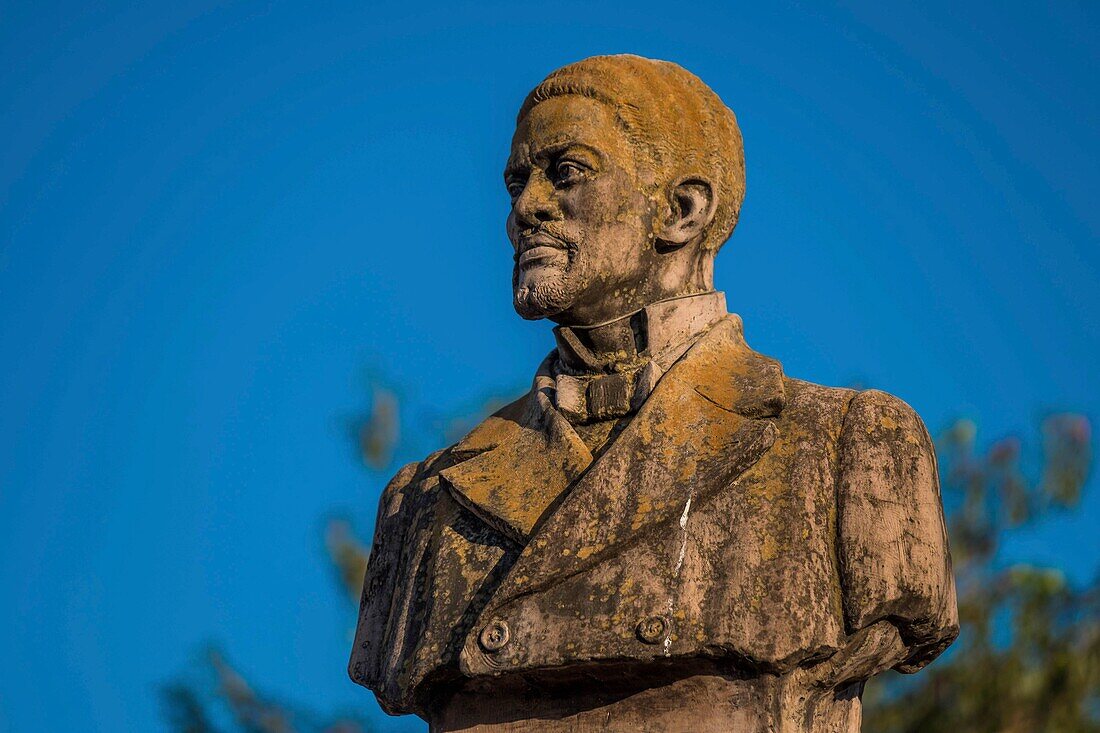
xmin=397 ymin=429 xmax=846 ymax=692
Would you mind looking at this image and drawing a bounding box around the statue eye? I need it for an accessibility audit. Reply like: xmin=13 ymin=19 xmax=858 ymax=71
xmin=505 ymin=177 xmax=526 ymax=200
xmin=553 ymin=160 xmax=587 ymax=186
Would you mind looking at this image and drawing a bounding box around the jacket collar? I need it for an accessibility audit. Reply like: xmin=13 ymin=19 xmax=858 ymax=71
xmin=439 ymin=355 xmax=593 ymax=543
xmin=440 ymin=314 xmax=784 ymax=553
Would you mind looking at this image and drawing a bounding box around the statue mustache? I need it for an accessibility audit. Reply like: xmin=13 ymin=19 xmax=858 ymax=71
xmin=518 ymin=223 xmax=576 ymax=250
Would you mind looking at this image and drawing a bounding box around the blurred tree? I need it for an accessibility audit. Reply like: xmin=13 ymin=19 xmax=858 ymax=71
xmin=351 ymin=385 xmax=400 ymax=471
xmin=164 ymin=385 xmax=1097 ymax=732
xmin=159 ymin=379 xmax=405 ymax=733
xmin=161 ymin=647 xmax=371 ymax=733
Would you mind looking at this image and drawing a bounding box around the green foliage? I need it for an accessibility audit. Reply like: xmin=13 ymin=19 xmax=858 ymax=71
xmin=162 ymin=683 xmax=220 ymax=733
xmin=354 ymin=386 xmax=400 ymax=471
xmin=160 ymin=648 xmax=371 ymax=733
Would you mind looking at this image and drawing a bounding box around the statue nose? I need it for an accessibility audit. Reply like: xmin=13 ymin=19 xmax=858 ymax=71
xmin=513 ymin=175 xmax=556 ymax=225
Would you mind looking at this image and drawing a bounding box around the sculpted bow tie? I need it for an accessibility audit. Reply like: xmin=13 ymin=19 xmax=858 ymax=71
xmin=551 ymin=291 xmax=728 ymax=425
xmin=554 ymin=361 xmax=662 ymax=424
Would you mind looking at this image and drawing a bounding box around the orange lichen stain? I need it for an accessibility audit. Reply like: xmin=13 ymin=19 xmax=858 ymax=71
xmin=881 ymin=415 xmax=898 ymax=430
xmin=760 ymin=533 xmax=778 ymax=561
xmin=629 ymin=498 xmax=654 ymax=530
xmin=577 ymin=545 xmax=598 ymax=560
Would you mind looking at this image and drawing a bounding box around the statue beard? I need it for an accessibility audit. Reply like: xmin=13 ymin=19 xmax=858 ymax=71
xmin=512 ymin=258 xmax=588 ymax=320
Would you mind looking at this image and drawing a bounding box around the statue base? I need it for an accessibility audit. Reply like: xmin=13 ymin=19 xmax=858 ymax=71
xmin=431 ymin=665 xmax=865 ymax=733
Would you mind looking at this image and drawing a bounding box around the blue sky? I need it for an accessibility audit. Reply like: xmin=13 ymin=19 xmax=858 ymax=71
xmin=1 ymin=1 xmax=1097 ymax=730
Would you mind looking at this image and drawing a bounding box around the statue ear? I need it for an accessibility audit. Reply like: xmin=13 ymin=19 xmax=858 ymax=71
xmin=657 ymin=178 xmax=717 ymax=247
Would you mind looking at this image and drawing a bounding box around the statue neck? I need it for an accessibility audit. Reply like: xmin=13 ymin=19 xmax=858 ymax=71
xmin=553 ymin=291 xmax=727 ymax=375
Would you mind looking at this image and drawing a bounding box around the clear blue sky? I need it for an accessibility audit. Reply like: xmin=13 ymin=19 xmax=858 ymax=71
xmin=1 ymin=2 xmax=1097 ymax=730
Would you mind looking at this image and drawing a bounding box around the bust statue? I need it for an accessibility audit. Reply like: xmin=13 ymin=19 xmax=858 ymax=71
xmin=349 ymin=55 xmax=958 ymax=732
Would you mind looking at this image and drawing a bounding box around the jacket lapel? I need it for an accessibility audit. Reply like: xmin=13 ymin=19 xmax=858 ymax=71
xmin=488 ymin=315 xmax=786 ymax=605
xmin=440 ymin=358 xmax=593 ymax=544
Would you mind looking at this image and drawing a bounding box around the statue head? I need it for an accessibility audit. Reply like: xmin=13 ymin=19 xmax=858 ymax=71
xmin=505 ymin=54 xmax=745 ymax=326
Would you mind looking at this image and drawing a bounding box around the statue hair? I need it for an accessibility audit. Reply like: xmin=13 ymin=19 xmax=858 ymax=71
xmin=518 ymin=54 xmax=746 ymax=252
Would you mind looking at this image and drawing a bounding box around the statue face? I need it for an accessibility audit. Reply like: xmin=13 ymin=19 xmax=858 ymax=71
xmin=505 ymin=95 xmax=657 ymax=325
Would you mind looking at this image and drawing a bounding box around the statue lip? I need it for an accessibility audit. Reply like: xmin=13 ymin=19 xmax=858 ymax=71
xmin=516 ymin=232 xmax=571 ymax=265
xmin=517 ymin=244 xmax=566 ymax=267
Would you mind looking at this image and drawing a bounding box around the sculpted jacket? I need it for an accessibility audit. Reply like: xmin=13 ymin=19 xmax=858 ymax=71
xmin=348 ymin=309 xmax=959 ymax=718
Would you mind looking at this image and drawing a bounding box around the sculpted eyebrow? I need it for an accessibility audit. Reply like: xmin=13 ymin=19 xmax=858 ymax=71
xmin=503 ymin=162 xmax=526 ymax=182
xmin=532 ymin=141 xmax=602 ymax=163
xmin=504 ymin=142 xmax=600 ymax=179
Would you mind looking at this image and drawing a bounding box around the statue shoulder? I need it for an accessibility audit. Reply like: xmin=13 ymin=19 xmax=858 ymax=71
xmin=775 ymin=377 xmax=858 ymax=431
xmin=373 ymin=458 xmax=426 ymax=523
xmin=839 ymin=388 xmax=934 ymax=455
xmin=835 ymin=388 xmax=957 ymax=671
xmin=374 ymin=391 xmax=536 ymax=530
xmin=770 ymin=379 xmax=929 ymax=448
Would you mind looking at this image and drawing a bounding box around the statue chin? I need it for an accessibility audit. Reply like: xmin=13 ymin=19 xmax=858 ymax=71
xmin=512 ymin=270 xmax=583 ymax=321
xmin=513 ymin=289 xmax=565 ymax=320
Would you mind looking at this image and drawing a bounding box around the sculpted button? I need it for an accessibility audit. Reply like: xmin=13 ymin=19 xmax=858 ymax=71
xmin=478 ymin=619 xmax=510 ymax=653
xmin=636 ymin=615 xmax=669 ymax=645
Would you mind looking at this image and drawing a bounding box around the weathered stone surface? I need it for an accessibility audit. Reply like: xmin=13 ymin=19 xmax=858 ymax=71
xmin=349 ymin=54 xmax=958 ymax=731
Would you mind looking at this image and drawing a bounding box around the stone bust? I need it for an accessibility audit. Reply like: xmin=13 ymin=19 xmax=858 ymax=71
xmin=349 ymin=55 xmax=958 ymax=732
